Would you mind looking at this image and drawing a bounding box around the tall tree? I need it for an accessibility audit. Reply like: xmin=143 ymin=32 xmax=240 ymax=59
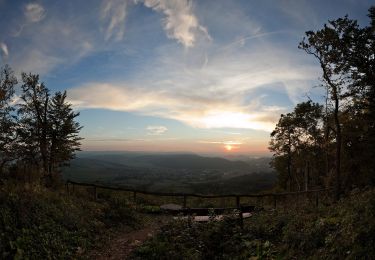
xmin=269 ymin=112 xmax=297 ymax=191
xmin=0 ymin=65 xmax=18 ymax=175
xmin=47 ymin=91 xmax=82 ymax=174
xmin=269 ymin=101 xmax=324 ymax=191
xmin=18 ymin=73 xmax=50 ymax=175
xmin=299 ymin=7 xmax=375 ymax=197
xmin=298 ymin=17 xmax=358 ymax=199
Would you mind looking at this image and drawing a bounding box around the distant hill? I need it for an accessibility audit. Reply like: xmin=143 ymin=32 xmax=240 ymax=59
xmin=74 ymin=152 xmax=262 ymax=170
xmin=132 ymin=154 xmax=250 ymax=170
xmin=73 ymin=151 xmax=271 ymax=171
xmin=62 ymin=152 xmax=276 ymax=194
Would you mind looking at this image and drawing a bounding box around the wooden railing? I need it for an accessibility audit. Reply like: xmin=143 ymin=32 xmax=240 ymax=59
xmin=65 ymin=180 xmax=331 ymax=209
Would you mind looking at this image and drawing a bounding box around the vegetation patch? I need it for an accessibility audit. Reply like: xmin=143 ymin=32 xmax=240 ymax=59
xmin=132 ymin=188 xmax=375 ymax=259
xmin=0 ymin=183 xmax=139 ymax=259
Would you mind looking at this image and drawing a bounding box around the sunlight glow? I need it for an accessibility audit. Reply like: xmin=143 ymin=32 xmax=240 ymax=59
xmin=225 ymin=144 xmax=233 ymax=151
xmin=198 ymin=111 xmax=274 ymax=131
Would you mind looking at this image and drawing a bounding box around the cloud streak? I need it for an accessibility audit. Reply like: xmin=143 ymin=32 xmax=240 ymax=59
xmin=24 ymin=3 xmax=46 ymax=23
xmin=0 ymin=42 xmax=8 ymax=58
xmin=140 ymin=0 xmax=210 ymax=47
xmin=68 ymin=28 xmax=320 ymax=132
xmin=101 ymin=0 xmax=127 ymax=41
xmin=147 ymin=125 xmax=168 ymax=135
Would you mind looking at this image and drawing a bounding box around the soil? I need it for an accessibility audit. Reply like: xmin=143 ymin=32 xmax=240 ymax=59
xmin=87 ymin=215 xmax=169 ymax=259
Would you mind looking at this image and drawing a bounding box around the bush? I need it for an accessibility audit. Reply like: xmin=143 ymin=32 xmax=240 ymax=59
xmin=132 ymin=188 xmax=375 ymax=259
xmin=0 ymin=182 xmax=138 ymax=258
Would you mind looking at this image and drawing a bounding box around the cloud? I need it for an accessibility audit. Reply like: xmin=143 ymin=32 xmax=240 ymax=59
xmin=12 ymin=49 xmax=63 ymax=74
xmin=147 ymin=125 xmax=168 ymax=135
xmin=9 ymin=10 xmax=96 ymax=75
xmin=0 ymin=42 xmax=8 ymax=57
xmin=140 ymin=0 xmax=210 ymax=47
xmin=101 ymin=0 xmax=127 ymax=41
xmin=24 ymin=3 xmax=46 ymax=23
xmin=68 ymin=82 xmax=284 ymax=132
xmin=67 ymin=28 xmax=320 ymax=133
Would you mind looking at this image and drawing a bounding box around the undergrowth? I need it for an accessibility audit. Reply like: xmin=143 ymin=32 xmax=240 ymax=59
xmin=0 ymin=181 xmax=139 ymax=259
xmin=132 ymin=188 xmax=375 ymax=259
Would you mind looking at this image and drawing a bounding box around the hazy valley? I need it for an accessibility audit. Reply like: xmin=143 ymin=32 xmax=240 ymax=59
xmin=63 ymin=152 xmax=277 ymax=194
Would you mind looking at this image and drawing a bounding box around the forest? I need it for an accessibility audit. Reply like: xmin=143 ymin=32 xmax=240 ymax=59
xmin=270 ymin=7 xmax=375 ymax=199
xmin=0 ymin=5 xmax=374 ymax=260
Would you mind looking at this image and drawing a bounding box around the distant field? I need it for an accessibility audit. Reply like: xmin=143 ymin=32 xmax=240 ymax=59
xmin=62 ymin=152 xmax=276 ymax=195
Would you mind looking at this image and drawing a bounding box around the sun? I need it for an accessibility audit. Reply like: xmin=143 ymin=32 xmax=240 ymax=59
xmin=225 ymin=145 xmax=233 ymax=151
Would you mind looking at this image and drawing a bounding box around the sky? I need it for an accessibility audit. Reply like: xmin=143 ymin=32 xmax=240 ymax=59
xmin=0 ymin=0 xmax=373 ymax=155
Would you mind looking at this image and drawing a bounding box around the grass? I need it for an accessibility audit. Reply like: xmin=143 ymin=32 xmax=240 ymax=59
xmin=131 ymin=187 xmax=375 ymax=259
xmin=2 ymin=178 xmax=374 ymax=259
xmin=0 ymin=181 xmax=140 ymax=259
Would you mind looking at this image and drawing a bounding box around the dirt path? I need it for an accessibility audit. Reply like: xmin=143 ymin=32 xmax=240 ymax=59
xmin=88 ymin=215 xmax=169 ymax=259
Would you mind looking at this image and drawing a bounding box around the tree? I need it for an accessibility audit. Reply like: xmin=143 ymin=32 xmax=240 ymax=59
xmin=269 ymin=101 xmax=324 ymax=191
xmin=47 ymin=91 xmax=82 ymax=174
xmin=299 ymin=7 xmax=375 ymax=197
xmin=299 ymin=16 xmax=358 ymax=199
xmin=269 ymin=113 xmax=295 ymax=191
xmin=0 ymin=65 xmax=18 ymax=175
xmin=17 ymin=74 xmax=83 ymax=181
xmin=18 ymin=73 xmax=50 ymax=174
xmin=292 ymin=101 xmax=324 ymax=190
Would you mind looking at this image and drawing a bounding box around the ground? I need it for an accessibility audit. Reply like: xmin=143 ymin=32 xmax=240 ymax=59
xmin=87 ymin=215 xmax=169 ymax=259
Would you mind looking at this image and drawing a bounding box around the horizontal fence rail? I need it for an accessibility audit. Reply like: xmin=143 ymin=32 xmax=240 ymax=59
xmin=66 ymin=180 xmax=332 ymax=228
xmin=65 ymin=180 xmax=330 ymax=200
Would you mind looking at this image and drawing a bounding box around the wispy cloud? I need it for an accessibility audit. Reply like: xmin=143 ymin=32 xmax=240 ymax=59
xmin=68 ymin=34 xmax=319 ymax=132
xmin=146 ymin=125 xmax=168 ymax=135
xmin=139 ymin=0 xmax=210 ymax=47
xmin=101 ymin=0 xmax=127 ymax=41
xmin=24 ymin=3 xmax=46 ymax=23
xmin=9 ymin=7 xmax=96 ymax=75
xmin=0 ymin=42 xmax=8 ymax=58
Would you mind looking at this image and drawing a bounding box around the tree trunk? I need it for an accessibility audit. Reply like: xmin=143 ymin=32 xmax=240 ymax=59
xmin=333 ymin=90 xmax=342 ymax=200
xmin=305 ymin=161 xmax=309 ymax=191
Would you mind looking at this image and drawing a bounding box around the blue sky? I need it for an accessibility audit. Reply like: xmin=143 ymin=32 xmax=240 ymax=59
xmin=0 ymin=0 xmax=373 ymax=155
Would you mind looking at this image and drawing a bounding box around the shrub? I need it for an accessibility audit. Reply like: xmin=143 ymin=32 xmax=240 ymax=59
xmin=132 ymin=188 xmax=375 ymax=259
xmin=0 ymin=182 xmax=138 ymax=258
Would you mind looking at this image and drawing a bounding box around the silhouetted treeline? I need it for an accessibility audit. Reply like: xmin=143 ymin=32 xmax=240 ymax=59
xmin=0 ymin=66 xmax=82 ymax=184
xmin=269 ymin=7 xmax=375 ymax=199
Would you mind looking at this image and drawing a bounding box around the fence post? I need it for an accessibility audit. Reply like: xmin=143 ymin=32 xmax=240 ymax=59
xmin=66 ymin=182 xmax=70 ymax=195
xmin=315 ymin=192 xmax=319 ymax=207
xmin=239 ymin=206 xmax=244 ymax=230
xmin=236 ymin=196 xmax=240 ymax=209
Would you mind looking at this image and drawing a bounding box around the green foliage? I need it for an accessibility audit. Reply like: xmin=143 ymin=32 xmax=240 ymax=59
xmin=132 ymin=188 xmax=375 ymax=259
xmin=0 ymin=65 xmax=18 ymax=175
xmin=0 ymin=183 xmax=138 ymax=259
xmin=271 ymin=6 xmax=375 ymax=196
xmin=269 ymin=101 xmax=324 ymax=191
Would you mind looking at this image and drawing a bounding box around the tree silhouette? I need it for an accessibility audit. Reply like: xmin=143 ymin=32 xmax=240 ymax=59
xmin=269 ymin=101 xmax=323 ymax=191
xmin=0 ymin=65 xmax=18 ymax=175
xmin=270 ymin=6 xmax=375 ymax=196
xmin=1 ymin=70 xmax=84 ymax=183
xmin=18 ymin=73 xmax=50 ymax=175
xmin=47 ymin=91 xmax=82 ymax=174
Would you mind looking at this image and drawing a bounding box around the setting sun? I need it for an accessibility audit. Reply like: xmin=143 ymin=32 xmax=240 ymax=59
xmin=225 ymin=145 xmax=233 ymax=151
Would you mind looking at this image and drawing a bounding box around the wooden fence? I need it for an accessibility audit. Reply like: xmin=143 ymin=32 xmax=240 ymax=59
xmin=65 ymin=180 xmax=331 ymax=209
